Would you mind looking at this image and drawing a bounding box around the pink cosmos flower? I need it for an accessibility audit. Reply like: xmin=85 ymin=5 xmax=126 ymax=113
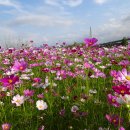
xmin=23 ymin=89 xmax=34 ymax=97
xmin=91 ymin=67 xmax=106 ymax=78
xmin=84 ymin=38 xmax=98 ymax=47
xmin=38 ymin=125 xmax=45 ymax=130
xmin=112 ymin=85 xmax=130 ymax=96
xmin=33 ymin=78 xmax=42 ymax=83
xmin=105 ymin=114 xmax=123 ymax=126
xmin=119 ymin=126 xmax=125 ymax=130
xmin=128 ymin=43 xmax=130 ymax=49
xmin=1 ymin=123 xmax=11 ymax=130
xmin=0 ymin=75 xmax=19 ymax=87
xmin=12 ymin=60 xmax=27 ymax=72
xmin=59 ymin=109 xmax=65 ymax=116
xmin=107 ymin=94 xmax=120 ymax=107
xmin=73 ymin=111 xmax=87 ymax=117
xmin=42 ymin=68 xmax=50 ymax=73
xmin=84 ymin=62 xmax=94 ymax=69
xmin=8 ymin=48 xmax=14 ymax=54
xmin=117 ymin=68 xmax=130 ymax=85
xmin=110 ymin=70 xmax=118 ymax=78
xmin=37 ymin=93 xmax=44 ymax=98
xmin=3 ymin=59 xmax=10 ymax=65
xmin=118 ymin=60 xmax=130 ymax=68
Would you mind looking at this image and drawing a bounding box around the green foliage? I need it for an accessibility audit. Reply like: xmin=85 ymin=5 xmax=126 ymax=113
xmin=121 ymin=37 xmax=128 ymax=46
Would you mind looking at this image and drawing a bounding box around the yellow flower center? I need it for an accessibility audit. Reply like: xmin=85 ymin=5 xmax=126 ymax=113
xmin=8 ymin=79 xmax=13 ymax=83
xmin=39 ymin=105 xmax=43 ymax=108
xmin=19 ymin=66 xmax=23 ymax=70
xmin=4 ymin=125 xmax=9 ymax=130
xmin=113 ymin=119 xmax=116 ymax=123
xmin=0 ymin=75 xmax=2 ymax=79
xmin=126 ymin=76 xmax=130 ymax=80
xmin=16 ymin=99 xmax=21 ymax=103
xmin=112 ymin=99 xmax=116 ymax=103
xmin=89 ymin=42 xmax=93 ymax=45
xmin=121 ymin=90 xmax=125 ymax=94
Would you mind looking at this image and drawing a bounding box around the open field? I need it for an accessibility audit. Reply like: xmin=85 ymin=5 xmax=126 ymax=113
xmin=0 ymin=41 xmax=130 ymax=130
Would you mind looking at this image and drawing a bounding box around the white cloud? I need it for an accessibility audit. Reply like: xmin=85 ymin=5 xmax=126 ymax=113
xmin=9 ymin=14 xmax=74 ymax=27
xmin=44 ymin=0 xmax=84 ymax=7
xmin=0 ymin=0 xmax=21 ymax=9
xmin=0 ymin=1 xmax=79 ymax=46
xmin=94 ymin=0 xmax=108 ymax=4
xmin=44 ymin=0 xmax=60 ymax=6
xmin=62 ymin=0 xmax=84 ymax=7
xmin=95 ymin=15 xmax=130 ymax=43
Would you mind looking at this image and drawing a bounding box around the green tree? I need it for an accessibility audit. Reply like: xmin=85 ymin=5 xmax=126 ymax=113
xmin=121 ymin=37 xmax=128 ymax=46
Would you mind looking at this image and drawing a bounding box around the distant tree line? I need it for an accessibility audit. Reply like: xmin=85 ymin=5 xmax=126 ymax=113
xmin=66 ymin=37 xmax=130 ymax=48
xmin=99 ymin=37 xmax=129 ymax=47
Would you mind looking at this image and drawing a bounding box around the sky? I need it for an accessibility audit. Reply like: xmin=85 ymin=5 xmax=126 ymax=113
xmin=0 ymin=0 xmax=130 ymax=47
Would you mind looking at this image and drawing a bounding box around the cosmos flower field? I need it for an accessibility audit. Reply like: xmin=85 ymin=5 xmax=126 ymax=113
xmin=0 ymin=38 xmax=130 ymax=130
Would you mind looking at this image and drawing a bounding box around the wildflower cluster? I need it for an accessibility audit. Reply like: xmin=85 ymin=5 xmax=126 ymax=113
xmin=0 ymin=38 xmax=130 ymax=129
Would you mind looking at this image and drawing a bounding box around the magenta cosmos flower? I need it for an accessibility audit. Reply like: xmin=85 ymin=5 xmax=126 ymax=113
xmin=84 ymin=38 xmax=98 ymax=47
xmin=12 ymin=60 xmax=27 ymax=72
xmin=33 ymin=78 xmax=42 ymax=83
xmin=0 ymin=75 xmax=19 ymax=87
xmin=112 ymin=85 xmax=130 ymax=96
xmin=106 ymin=114 xmax=123 ymax=126
xmin=107 ymin=94 xmax=120 ymax=107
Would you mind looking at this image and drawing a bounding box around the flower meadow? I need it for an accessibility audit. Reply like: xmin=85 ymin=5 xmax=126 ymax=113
xmin=0 ymin=38 xmax=130 ymax=130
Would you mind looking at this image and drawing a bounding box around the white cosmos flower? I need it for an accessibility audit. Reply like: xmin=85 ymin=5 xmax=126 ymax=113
xmin=116 ymin=97 xmax=125 ymax=104
xmin=0 ymin=101 xmax=4 ymax=106
xmin=53 ymin=83 xmax=57 ymax=87
xmin=7 ymin=91 xmax=14 ymax=96
xmin=12 ymin=94 xmax=24 ymax=106
xmin=24 ymin=69 xmax=32 ymax=73
xmin=89 ymin=89 xmax=97 ymax=94
xmin=5 ymin=69 xmax=16 ymax=75
xmin=114 ymin=95 xmax=130 ymax=105
xmin=71 ymin=105 xmax=79 ymax=113
xmin=61 ymin=96 xmax=69 ymax=100
xmin=20 ymin=74 xmax=30 ymax=80
xmin=80 ymin=98 xmax=85 ymax=102
xmin=124 ymin=95 xmax=130 ymax=105
xmin=36 ymin=100 xmax=48 ymax=110
xmin=0 ymin=86 xmax=7 ymax=91
xmin=99 ymin=66 xmax=106 ymax=69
